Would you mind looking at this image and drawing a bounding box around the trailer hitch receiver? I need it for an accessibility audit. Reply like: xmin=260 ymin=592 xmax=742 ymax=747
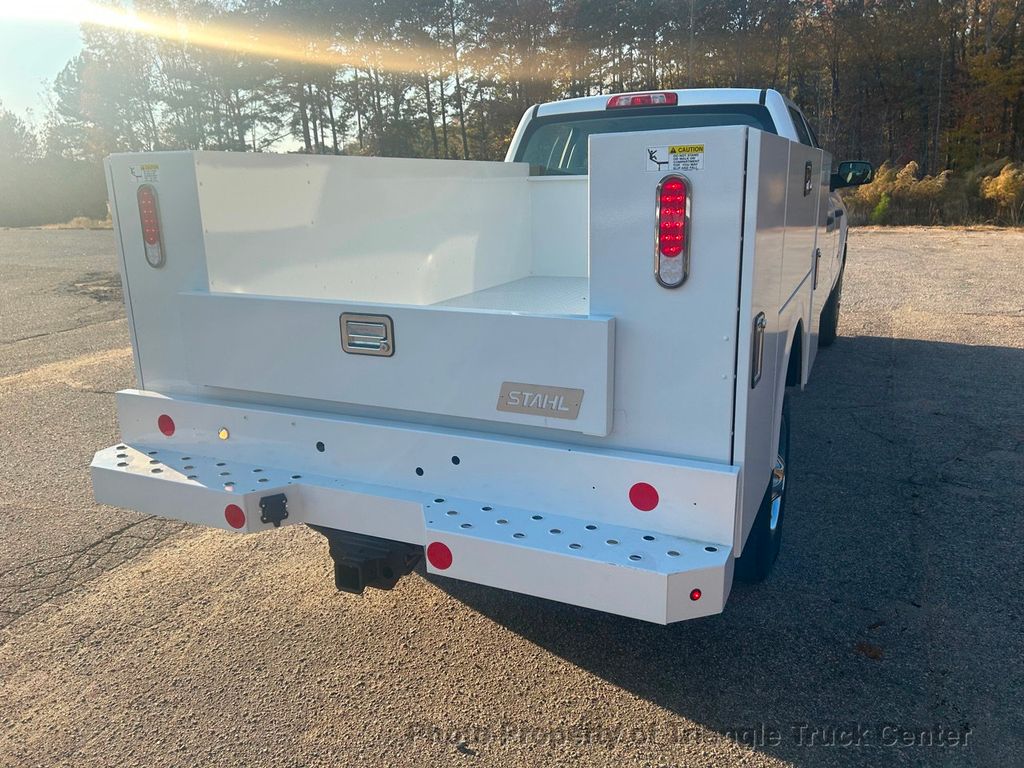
xmin=311 ymin=527 xmax=422 ymax=594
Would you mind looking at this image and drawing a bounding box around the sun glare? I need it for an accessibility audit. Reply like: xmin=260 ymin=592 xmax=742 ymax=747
xmin=0 ymin=0 xmax=473 ymax=75
xmin=1 ymin=1 xmax=146 ymax=31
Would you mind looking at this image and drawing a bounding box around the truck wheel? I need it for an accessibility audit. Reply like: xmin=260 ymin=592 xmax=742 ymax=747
xmin=735 ymin=394 xmax=790 ymax=583
xmin=818 ymin=257 xmax=845 ymax=347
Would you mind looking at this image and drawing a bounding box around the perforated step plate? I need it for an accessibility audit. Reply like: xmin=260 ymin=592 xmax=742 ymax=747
xmin=93 ymin=443 xmax=428 ymax=543
xmin=91 ymin=444 xmax=310 ymax=533
xmin=92 ymin=444 xmax=733 ymax=623
xmin=423 ymin=500 xmax=733 ymax=623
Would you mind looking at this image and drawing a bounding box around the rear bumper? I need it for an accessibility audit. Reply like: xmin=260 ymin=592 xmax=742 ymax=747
xmin=92 ymin=390 xmax=740 ymax=624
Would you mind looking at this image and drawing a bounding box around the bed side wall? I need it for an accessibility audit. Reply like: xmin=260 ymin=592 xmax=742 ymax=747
xmin=107 ymin=152 xmax=209 ymax=395
xmin=194 ymin=152 xmax=534 ymax=306
xmin=733 ymin=133 xmax=826 ymax=554
xmin=589 ymin=126 xmax=748 ymax=463
xmin=733 ymin=131 xmax=789 ymax=552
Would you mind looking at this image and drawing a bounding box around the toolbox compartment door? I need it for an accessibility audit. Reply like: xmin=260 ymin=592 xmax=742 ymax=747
xmin=179 ymin=292 xmax=614 ymax=436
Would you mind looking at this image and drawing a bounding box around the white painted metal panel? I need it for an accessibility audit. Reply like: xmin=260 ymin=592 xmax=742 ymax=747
xmin=91 ymin=444 xmax=281 ymax=530
xmin=92 ymin=442 xmax=733 ymax=624
xmin=535 ymin=88 xmax=764 ymax=117
xmin=432 ymin=276 xmax=588 ymax=315
xmin=806 ymin=150 xmax=835 ymax=368
xmin=589 ymin=126 xmax=748 ymax=463
xmin=103 ymin=160 xmax=144 ymax=386
xmin=179 ymin=291 xmax=615 ymax=436
xmin=194 ymin=152 xmax=533 ymax=306
xmin=114 ymin=390 xmax=740 ymax=544
xmin=528 ymin=176 xmax=588 ymax=277
xmin=426 ymin=503 xmax=732 ymax=624
xmin=107 ymin=141 xmax=751 ymax=459
xmin=779 ymin=143 xmax=823 ymax=310
xmin=732 ymin=131 xmax=790 ymax=553
xmin=106 ymin=152 xmax=211 ymax=394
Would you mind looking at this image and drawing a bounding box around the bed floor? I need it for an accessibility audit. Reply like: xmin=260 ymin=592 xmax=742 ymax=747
xmin=431 ymin=276 xmax=589 ymax=315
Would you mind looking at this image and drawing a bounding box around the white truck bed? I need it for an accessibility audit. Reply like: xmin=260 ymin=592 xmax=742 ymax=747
xmin=433 ymin=276 xmax=589 ymax=315
xmin=93 ymin=118 xmax=830 ymax=623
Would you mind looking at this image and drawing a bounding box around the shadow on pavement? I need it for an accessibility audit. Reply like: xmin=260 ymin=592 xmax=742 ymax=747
xmin=427 ymin=335 xmax=1024 ymax=767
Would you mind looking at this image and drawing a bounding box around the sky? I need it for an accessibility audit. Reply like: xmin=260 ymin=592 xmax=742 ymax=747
xmin=0 ymin=17 xmax=82 ymax=119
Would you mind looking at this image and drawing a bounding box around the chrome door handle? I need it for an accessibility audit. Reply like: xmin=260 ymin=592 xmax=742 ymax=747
xmin=340 ymin=313 xmax=395 ymax=357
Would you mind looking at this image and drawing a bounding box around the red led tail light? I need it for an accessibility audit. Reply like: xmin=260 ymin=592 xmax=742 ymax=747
xmin=137 ymin=184 xmax=165 ymax=268
xmin=655 ymin=175 xmax=690 ymax=288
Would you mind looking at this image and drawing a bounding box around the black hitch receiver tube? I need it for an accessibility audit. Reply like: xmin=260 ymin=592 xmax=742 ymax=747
xmin=310 ymin=526 xmax=423 ymax=594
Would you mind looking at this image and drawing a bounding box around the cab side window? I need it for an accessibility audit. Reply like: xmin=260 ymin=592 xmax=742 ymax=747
xmin=788 ymin=106 xmax=813 ymax=147
xmin=804 ymin=116 xmax=821 ymax=148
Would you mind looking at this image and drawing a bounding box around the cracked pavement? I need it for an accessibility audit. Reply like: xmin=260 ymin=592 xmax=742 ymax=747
xmin=0 ymin=227 xmax=1021 ymax=767
xmin=0 ymin=230 xmax=190 ymax=631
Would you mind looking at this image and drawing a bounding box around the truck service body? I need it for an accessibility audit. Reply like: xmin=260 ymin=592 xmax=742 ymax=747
xmin=92 ymin=88 xmax=870 ymax=624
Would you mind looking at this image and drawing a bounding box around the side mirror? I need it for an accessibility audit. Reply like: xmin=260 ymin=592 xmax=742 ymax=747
xmin=830 ymin=160 xmax=874 ymax=190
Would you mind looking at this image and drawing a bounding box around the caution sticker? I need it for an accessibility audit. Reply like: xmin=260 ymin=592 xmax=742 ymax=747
xmin=129 ymin=163 xmax=160 ymax=183
xmin=646 ymin=144 xmax=705 ymax=172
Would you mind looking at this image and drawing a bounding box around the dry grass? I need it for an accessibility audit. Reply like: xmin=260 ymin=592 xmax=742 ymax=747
xmin=843 ymin=160 xmax=1024 ymax=226
xmin=38 ymin=216 xmax=112 ymax=230
xmin=851 ymin=224 xmax=1024 ymax=232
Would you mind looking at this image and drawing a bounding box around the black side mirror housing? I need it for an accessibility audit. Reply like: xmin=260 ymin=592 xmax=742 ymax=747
xmin=830 ymin=160 xmax=874 ymax=190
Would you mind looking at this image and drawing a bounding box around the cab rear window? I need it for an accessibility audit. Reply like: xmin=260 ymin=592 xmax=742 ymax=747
xmin=515 ymin=105 xmax=777 ymax=176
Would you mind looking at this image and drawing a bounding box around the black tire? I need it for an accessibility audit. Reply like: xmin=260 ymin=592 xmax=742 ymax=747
xmin=818 ymin=255 xmax=845 ymax=348
xmin=735 ymin=394 xmax=791 ymax=583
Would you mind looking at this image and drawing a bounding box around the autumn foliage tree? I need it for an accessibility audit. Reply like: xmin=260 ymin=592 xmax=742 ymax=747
xmin=3 ymin=0 xmax=1024 ymax=226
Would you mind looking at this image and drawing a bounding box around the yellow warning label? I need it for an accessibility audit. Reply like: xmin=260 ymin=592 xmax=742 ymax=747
xmin=646 ymin=144 xmax=705 ymax=172
xmin=130 ymin=162 xmax=161 ymax=183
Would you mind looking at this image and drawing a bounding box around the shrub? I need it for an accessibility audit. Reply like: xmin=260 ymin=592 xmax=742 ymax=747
xmin=842 ymin=159 xmax=1024 ymax=226
xmin=870 ymin=192 xmax=891 ymax=224
xmin=0 ymin=157 xmax=107 ymax=227
xmin=979 ymin=164 xmax=1024 ymax=225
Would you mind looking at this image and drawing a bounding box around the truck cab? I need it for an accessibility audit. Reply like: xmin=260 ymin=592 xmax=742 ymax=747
xmin=91 ymin=88 xmax=872 ymax=624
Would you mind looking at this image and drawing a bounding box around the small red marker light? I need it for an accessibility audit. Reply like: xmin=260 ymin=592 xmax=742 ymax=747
xmin=690 ymin=588 xmax=702 ymax=601
xmin=426 ymin=541 xmax=453 ymax=570
xmin=157 ymin=414 xmax=175 ymax=437
xmin=629 ymin=482 xmax=659 ymax=511
xmin=224 ymin=504 xmax=245 ymax=529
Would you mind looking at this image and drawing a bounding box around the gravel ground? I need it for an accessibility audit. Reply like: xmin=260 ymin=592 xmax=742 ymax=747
xmin=0 ymin=227 xmax=1021 ymax=768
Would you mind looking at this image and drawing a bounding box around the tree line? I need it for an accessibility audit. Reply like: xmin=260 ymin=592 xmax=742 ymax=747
xmin=2 ymin=0 xmax=1023 ymax=226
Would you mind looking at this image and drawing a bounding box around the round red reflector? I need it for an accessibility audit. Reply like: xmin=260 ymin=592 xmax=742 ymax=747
xmin=426 ymin=541 xmax=453 ymax=570
xmin=690 ymin=588 xmax=702 ymax=601
xmin=157 ymin=414 xmax=175 ymax=437
xmin=224 ymin=504 xmax=245 ymax=529
xmin=629 ymin=482 xmax=659 ymax=511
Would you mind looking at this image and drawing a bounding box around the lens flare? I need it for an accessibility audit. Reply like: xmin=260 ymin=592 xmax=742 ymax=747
xmin=0 ymin=0 xmax=551 ymax=78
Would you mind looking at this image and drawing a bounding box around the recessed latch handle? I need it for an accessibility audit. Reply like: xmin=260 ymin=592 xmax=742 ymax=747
xmin=751 ymin=312 xmax=767 ymax=388
xmin=340 ymin=313 xmax=395 ymax=357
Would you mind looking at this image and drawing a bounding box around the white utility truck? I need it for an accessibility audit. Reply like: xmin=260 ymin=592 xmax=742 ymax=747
xmin=92 ymin=88 xmax=872 ymax=624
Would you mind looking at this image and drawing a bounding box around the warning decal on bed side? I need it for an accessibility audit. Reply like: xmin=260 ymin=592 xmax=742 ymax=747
xmin=129 ymin=163 xmax=161 ymax=184
xmin=646 ymin=144 xmax=705 ymax=172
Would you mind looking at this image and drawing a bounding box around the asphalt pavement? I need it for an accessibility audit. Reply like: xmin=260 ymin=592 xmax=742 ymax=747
xmin=0 ymin=226 xmax=1021 ymax=767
